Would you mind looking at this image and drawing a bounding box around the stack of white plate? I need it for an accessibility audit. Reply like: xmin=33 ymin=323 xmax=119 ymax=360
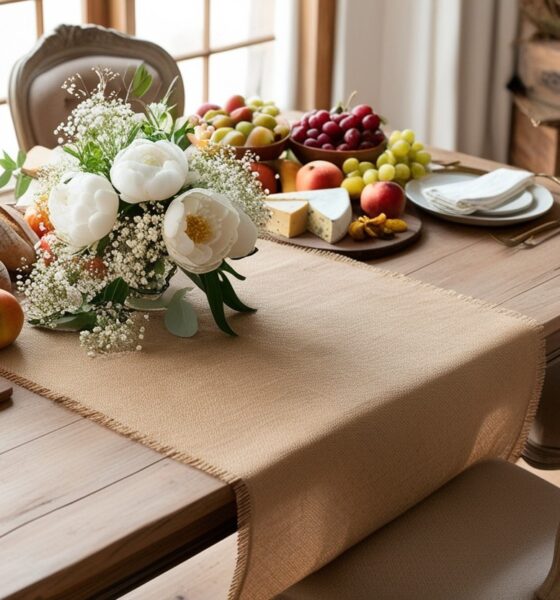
xmin=405 ymin=171 xmax=554 ymax=226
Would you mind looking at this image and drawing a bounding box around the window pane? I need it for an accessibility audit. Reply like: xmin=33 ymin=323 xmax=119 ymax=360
xmin=0 ymin=1 xmax=37 ymax=98
xmin=0 ymin=103 xmax=19 ymax=157
xmin=210 ymin=0 xmax=275 ymax=48
xmin=178 ymin=58 xmax=204 ymax=116
xmin=209 ymin=42 xmax=275 ymax=106
xmin=43 ymin=0 xmax=83 ymax=34
xmin=135 ymin=0 xmax=204 ymax=57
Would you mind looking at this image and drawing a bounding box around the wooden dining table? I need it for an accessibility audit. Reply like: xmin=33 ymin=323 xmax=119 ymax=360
xmin=2 ymin=147 xmax=560 ymax=600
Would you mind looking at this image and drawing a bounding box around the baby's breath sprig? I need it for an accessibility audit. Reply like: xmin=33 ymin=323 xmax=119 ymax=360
xmin=188 ymin=146 xmax=270 ymax=229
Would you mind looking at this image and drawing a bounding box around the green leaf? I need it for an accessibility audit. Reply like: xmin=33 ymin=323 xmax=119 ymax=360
xmin=132 ymin=63 xmax=153 ymax=98
xmin=218 ymin=272 xmax=255 ymax=313
xmin=48 ymin=312 xmax=97 ymax=332
xmin=14 ymin=173 xmax=32 ymax=199
xmin=63 ymin=146 xmax=81 ymax=160
xmin=164 ymin=288 xmax=198 ymax=337
xmin=95 ymin=235 xmax=110 ymax=258
xmin=0 ymin=170 xmax=12 ymax=188
xmin=219 ymin=260 xmax=246 ymax=280
xmin=153 ymin=259 xmax=165 ymax=276
xmin=179 ymin=267 xmax=205 ymax=292
xmin=16 ymin=150 xmax=26 ymax=168
xmin=125 ymin=122 xmax=142 ymax=146
xmin=200 ymin=271 xmax=237 ymax=336
xmin=2 ymin=151 xmax=16 ymax=170
xmin=98 ymin=277 xmax=130 ymax=305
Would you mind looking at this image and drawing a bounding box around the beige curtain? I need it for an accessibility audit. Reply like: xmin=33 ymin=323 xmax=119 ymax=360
xmin=332 ymin=0 xmax=519 ymax=162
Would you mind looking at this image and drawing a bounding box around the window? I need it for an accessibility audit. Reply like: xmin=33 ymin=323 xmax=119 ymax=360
xmin=124 ymin=0 xmax=278 ymax=116
xmin=0 ymin=0 xmax=335 ymax=154
xmin=0 ymin=0 xmax=83 ymax=155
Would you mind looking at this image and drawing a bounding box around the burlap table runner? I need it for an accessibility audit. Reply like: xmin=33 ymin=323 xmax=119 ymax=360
xmin=0 ymin=240 xmax=545 ymax=599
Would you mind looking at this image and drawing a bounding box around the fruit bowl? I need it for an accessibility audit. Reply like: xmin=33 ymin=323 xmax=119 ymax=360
xmin=289 ymin=136 xmax=387 ymax=168
xmin=232 ymin=134 xmax=289 ymax=161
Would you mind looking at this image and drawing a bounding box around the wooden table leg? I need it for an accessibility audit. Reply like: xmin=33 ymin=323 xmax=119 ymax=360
xmin=524 ymin=352 xmax=560 ymax=469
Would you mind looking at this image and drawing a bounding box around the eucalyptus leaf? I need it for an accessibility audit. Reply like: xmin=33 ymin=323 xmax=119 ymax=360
xmin=126 ymin=295 xmax=170 ymax=311
xmin=132 ymin=63 xmax=153 ymax=98
xmin=164 ymin=289 xmax=198 ymax=337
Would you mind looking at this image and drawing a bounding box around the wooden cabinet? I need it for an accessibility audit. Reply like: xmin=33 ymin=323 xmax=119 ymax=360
xmin=509 ymin=104 xmax=560 ymax=175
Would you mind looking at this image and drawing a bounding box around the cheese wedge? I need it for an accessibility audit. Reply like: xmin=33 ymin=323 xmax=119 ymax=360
xmin=264 ymin=200 xmax=309 ymax=238
xmin=267 ymin=188 xmax=352 ymax=243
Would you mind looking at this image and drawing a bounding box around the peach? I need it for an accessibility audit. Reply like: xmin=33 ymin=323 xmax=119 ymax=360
xmin=295 ymin=160 xmax=344 ymax=191
xmin=360 ymin=182 xmax=406 ymax=218
xmin=0 ymin=290 xmax=24 ymax=350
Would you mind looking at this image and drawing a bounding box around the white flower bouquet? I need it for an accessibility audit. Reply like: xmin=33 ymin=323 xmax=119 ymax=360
xmin=0 ymin=67 xmax=270 ymax=354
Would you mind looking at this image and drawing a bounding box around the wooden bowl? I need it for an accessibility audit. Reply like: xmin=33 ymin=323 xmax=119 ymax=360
xmin=188 ymin=134 xmax=289 ymax=161
xmin=289 ymin=136 xmax=387 ymax=167
xmin=232 ymin=135 xmax=289 ymax=161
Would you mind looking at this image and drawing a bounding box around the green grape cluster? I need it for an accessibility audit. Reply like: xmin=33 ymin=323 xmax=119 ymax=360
xmin=376 ymin=129 xmax=431 ymax=184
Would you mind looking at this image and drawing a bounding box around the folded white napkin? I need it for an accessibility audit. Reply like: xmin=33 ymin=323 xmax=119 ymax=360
xmin=424 ymin=168 xmax=534 ymax=215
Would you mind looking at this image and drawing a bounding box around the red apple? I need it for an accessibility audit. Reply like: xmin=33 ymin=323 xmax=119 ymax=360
xmin=196 ymin=102 xmax=221 ymax=117
xmin=0 ymin=290 xmax=24 ymax=350
xmin=250 ymin=162 xmax=278 ymax=194
xmin=360 ymin=182 xmax=406 ymax=218
xmin=224 ymin=94 xmax=245 ymax=113
xmin=296 ymin=160 xmax=344 ymax=191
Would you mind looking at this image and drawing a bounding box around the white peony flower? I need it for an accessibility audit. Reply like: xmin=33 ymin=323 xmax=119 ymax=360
xmin=163 ymin=188 xmax=257 ymax=274
xmin=48 ymin=173 xmax=119 ymax=248
xmin=110 ymin=139 xmax=188 ymax=204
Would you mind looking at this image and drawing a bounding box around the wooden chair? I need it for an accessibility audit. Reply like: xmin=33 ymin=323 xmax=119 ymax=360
xmin=8 ymin=24 xmax=184 ymax=150
xmin=277 ymin=460 xmax=560 ymax=600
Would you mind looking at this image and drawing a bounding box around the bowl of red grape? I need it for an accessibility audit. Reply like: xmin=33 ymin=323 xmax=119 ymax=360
xmin=289 ymin=101 xmax=386 ymax=167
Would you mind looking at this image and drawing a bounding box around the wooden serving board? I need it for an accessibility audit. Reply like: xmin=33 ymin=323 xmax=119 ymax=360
xmin=268 ymin=204 xmax=422 ymax=260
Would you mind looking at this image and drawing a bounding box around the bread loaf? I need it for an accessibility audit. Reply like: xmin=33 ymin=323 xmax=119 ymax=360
xmin=0 ymin=205 xmax=37 ymax=272
xmin=0 ymin=260 xmax=11 ymax=292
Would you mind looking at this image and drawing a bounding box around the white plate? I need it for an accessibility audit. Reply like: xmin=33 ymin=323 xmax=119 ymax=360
xmin=406 ymin=172 xmax=554 ymax=227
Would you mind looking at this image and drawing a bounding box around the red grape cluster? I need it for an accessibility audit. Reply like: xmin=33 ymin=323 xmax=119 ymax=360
xmin=291 ymin=104 xmax=385 ymax=151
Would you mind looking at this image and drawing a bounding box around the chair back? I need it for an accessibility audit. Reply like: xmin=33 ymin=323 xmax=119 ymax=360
xmin=9 ymin=24 xmax=184 ymax=150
